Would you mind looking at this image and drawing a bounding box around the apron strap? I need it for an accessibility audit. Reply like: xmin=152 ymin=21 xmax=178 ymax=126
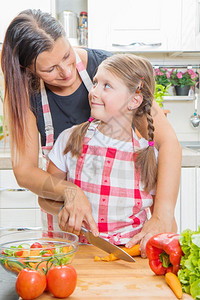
xmin=75 ymin=52 xmax=93 ymax=92
xmin=40 ymin=79 xmax=54 ymax=148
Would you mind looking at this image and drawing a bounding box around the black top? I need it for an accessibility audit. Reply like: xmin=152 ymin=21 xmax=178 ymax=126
xmin=30 ymin=48 xmax=112 ymax=146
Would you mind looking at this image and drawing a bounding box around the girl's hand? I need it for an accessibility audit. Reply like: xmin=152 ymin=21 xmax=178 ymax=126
xmin=58 ymin=186 xmax=99 ymax=237
xmin=125 ymin=215 xmax=176 ymax=258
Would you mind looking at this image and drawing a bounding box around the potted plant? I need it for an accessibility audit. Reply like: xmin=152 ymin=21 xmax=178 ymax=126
xmin=154 ymin=82 xmax=171 ymax=108
xmin=154 ymin=68 xmax=171 ymax=109
xmin=154 ymin=67 xmax=171 ymax=87
xmin=170 ymin=69 xmax=198 ymax=96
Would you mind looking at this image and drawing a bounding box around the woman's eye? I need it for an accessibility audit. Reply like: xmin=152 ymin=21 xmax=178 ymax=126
xmin=64 ymin=54 xmax=70 ymax=60
xmin=46 ymin=67 xmax=54 ymax=73
xmin=93 ymin=81 xmax=97 ymax=87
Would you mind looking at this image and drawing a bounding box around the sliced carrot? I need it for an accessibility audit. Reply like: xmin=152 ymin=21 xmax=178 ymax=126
xmin=94 ymin=244 xmax=141 ymax=262
xmin=94 ymin=256 xmax=101 ymax=261
xmin=30 ymin=249 xmax=40 ymax=256
xmin=62 ymin=246 xmax=70 ymax=253
xmin=20 ymin=250 xmax=30 ymax=257
xmin=109 ymin=253 xmax=118 ymax=261
xmin=101 ymin=255 xmax=110 ymax=262
xmin=165 ymin=272 xmax=183 ymax=299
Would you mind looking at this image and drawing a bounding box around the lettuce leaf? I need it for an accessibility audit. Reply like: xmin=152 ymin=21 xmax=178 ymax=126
xmin=178 ymin=227 xmax=200 ymax=299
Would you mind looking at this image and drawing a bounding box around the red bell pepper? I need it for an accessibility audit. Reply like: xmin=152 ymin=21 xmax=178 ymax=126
xmin=146 ymin=233 xmax=183 ymax=275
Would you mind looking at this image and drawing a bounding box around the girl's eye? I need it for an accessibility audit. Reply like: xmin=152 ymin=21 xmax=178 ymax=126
xmin=93 ymin=81 xmax=97 ymax=87
xmin=105 ymin=83 xmax=111 ymax=88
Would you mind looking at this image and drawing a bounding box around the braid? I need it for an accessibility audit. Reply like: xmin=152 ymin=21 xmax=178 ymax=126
xmin=135 ymin=102 xmax=157 ymax=193
xmin=145 ymin=105 xmax=154 ymax=142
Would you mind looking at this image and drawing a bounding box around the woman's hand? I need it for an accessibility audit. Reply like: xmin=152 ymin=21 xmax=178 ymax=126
xmin=58 ymin=185 xmax=99 ymax=237
xmin=125 ymin=215 xmax=177 ymax=258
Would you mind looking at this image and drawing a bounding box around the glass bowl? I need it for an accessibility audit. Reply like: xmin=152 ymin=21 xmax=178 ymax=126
xmin=0 ymin=230 xmax=78 ymax=276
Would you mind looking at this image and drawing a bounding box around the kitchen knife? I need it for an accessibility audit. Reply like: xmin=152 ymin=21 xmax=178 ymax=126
xmin=80 ymin=227 xmax=135 ymax=262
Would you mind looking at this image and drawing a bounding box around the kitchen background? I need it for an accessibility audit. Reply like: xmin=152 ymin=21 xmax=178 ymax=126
xmin=0 ymin=0 xmax=200 ymax=234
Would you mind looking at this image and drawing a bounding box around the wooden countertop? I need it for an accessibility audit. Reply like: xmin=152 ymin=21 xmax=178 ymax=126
xmin=31 ymin=245 xmax=192 ymax=300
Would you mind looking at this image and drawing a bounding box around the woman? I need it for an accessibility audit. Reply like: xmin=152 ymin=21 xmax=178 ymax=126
xmin=1 ymin=9 xmax=182 ymax=256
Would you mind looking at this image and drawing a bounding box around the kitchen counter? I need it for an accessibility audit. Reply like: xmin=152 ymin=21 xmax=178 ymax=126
xmin=9 ymin=245 xmax=192 ymax=299
xmin=1 ymin=146 xmax=200 ymax=169
xmin=0 ymin=149 xmax=43 ymax=170
xmin=0 ymin=245 xmax=192 ymax=300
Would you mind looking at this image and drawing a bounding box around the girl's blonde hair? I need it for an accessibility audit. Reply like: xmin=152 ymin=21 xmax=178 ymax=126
xmin=64 ymin=54 xmax=157 ymax=192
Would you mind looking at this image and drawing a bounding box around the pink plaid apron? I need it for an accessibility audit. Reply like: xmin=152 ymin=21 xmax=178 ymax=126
xmin=40 ymin=51 xmax=93 ymax=231
xmin=67 ymin=121 xmax=153 ymax=245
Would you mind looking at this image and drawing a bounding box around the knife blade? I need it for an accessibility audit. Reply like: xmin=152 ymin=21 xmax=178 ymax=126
xmin=80 ymin=227 xmax=135 ymax=262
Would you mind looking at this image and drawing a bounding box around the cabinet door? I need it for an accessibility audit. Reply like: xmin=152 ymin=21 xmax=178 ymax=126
xmin=0 ymin=208 xmax=41 ymax=228
xmin=175 ymin=189 xmax=181 ymax=233
xmin=180 ymin=168 xmax=197 ymax=232
xmin=0 ymin=170 xmax=41 ymax=228
xmin=181 ymin=0 xmax=200 ymax=51
xmin=88 ymin=0 xmax=182 ymax=52
xmin=0 ymin=0 xmax=52 ymax=43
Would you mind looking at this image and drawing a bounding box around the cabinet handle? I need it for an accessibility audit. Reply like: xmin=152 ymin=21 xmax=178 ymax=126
xmin=112 ymin=42 xmax=162 ymax=47
xmin=0 ymin=188 xmax=28 ymax=191
xmin=0 ymin=227 xmax=42 ymax=231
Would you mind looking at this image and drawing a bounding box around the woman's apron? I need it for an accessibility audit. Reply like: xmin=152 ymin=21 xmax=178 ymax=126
xmin=66 ymin=121 xmax=153 ymax=245
xmin=40 ymin=52 xmax=93 ymax=232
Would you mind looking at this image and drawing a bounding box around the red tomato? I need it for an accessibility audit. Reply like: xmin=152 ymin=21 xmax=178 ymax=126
xmin=14 ymin=250 xmax=24 ymax=257
xmin=42 ymin=253 xmax=52 ymax=257
xmin=47 ymin=265 xmax=77 ymax=298
xmin=30 ymin=242 xmax=43 ymax=249
xmin=16 ymin=268 xmax=46 ymax=299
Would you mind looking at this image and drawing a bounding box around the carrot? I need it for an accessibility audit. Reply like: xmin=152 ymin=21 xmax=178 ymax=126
xmin=94 ymin=244 xmax=141 ymax=262
xmin=94 ymin=256 xmax=101 ymax=261
xmin=101 ymin=255 xmax=110 ymax=262
xmin=165 ymin=272 xmax=183 ymax=299
xmin=120 ymin=244 xmax=141 ymax=257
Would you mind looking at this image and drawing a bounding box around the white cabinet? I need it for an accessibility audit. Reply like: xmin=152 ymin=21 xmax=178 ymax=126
xmin=175 ymin=167 xmax=199 ymax=233
xmin=0 ymin=170 xmax=41 ymax=228
xmin=88 ymin=0 xmax=182 ymax=52
xmin=181 ymin=0 xmax=200 ymax=51
xmin=88 ymin=0 xmax=200 ymax=52
xmin=0 ymin=0 xmax=52 ymax=43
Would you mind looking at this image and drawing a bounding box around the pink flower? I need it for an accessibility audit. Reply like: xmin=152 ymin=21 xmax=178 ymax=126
xmin=177 ymin=72 xmax=183 ymax=79
xmin=187 ymin=69 xmax=195 ymax=75
xmin=191 ymin=74 xmax=197 ymax=79
xmin=166 ymin=72 xmax=171 ymax=78
xmin=158 ymin=72 xmax=164 ymax=76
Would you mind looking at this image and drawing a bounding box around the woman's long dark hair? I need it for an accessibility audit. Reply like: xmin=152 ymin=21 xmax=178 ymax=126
xmin=1 ymin=9 xmax=65 ymax=163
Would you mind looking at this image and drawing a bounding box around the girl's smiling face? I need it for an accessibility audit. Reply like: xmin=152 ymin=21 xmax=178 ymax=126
xmin=34 ymin=37 xmax=77 ymax=88
xmin=89 ymin=65 xmax=132 ymax=123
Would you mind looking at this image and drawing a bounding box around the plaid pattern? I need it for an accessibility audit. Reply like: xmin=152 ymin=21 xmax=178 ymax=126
xmin=68 ymin=121 xmax=153 ymax=245
xmin=40 ymin=52 xmax=93 ymax=232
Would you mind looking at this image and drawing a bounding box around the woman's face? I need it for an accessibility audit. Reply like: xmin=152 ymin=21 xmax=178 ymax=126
xmin=34 ymin=37 xmax=77 ymax=88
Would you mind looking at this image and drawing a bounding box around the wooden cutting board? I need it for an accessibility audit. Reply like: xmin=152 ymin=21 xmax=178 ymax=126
xmin=20 ymin=244 xmax=193 ymax=300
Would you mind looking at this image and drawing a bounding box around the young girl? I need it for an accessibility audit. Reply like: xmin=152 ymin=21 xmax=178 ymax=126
xmin=45 ymin=53 xmax=160 ymax=246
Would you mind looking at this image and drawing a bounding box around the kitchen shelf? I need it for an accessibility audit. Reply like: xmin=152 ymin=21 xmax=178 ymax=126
xmin=163 ymin=96 xmax=195 ymax=101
